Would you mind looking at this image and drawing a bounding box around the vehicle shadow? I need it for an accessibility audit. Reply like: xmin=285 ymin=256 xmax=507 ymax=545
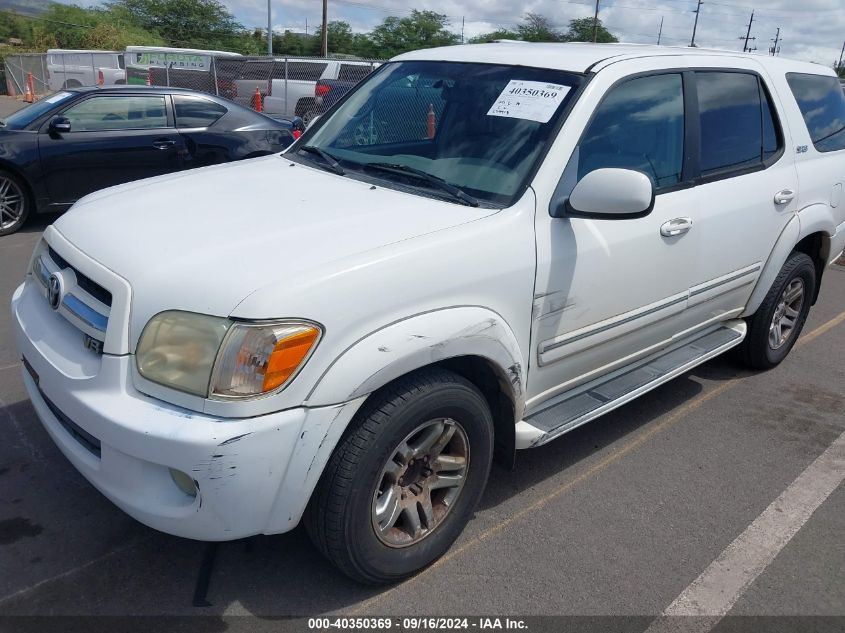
xmin=0 ymin=355 xmax=748 ymax=620
xmin=19 ymin=212 xmax=61 ymax=235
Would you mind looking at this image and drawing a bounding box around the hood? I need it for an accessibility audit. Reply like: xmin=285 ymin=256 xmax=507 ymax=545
xmin=54 ymin=155 xmax=495 ymax=329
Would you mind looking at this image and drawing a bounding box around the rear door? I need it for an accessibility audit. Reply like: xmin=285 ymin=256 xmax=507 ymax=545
xmin=686 ymin=64 xmax=798 ymax=324
xmin=38 ymin=93 xmax=184 ymax=203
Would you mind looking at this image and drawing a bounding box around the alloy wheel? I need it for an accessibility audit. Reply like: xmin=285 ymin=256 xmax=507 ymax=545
xmin=0 ymin=176 xmax=25 ymax=231
xmin=769 ymin=278 xmax=804 ymax=350
xmin=372 ymin=418 xmax=470 ymax=548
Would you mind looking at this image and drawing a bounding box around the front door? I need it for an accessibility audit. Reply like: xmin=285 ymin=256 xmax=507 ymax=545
xmin=529 ymin=71 xmax=702 ymax=407
xmin=38 ymin=93 xmax=184 ymax=204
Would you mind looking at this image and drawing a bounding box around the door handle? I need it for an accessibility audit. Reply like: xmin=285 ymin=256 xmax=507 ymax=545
xmin=660 ymin=217 xmax=693 ymax=237
xmin=774 ymin=189 xmax=795 ymax=205
xmin=152 ymin=139 xmax=176 ymax=150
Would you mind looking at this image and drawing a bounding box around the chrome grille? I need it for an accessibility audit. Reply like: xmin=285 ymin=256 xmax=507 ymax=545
xmin=33 ymin=246 xmax=111 ymax=344
xmin=47 ymin=246 xmax=112 ymax=307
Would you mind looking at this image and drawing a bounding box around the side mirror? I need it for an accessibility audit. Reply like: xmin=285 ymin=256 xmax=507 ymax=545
xmin=49 ymin=116 xmax=72 ymax=134
xmin=561 ymin=168 xmax=654 ymax=219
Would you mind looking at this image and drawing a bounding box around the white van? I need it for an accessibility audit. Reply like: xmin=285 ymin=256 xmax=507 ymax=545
xmin=46 ymin=49 xmax=125 ymax=91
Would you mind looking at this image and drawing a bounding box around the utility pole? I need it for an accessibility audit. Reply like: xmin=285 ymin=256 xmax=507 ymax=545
xmin=657 ymin=16 xmax=664 ymax=45
xmin=690 ymin=0 xmax=702 ymax=47
xmin=267 ymin=0 xmax=272 ymax=55
xmin=741 ymin=10 xmax=755 ymax=53
xmin=592 ymin=0 xmax=600 ymax=43
xmin=770 ymin=28 xmax=781 ymax=56
xmin=461 ymin=17 xmax=465 ymax=44
xmin=838 ymin=39 xmax=845 ymax=75
xmin=320 ymin=0 xmax=328 ymax=57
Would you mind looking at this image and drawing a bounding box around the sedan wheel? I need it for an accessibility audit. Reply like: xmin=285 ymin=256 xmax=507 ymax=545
xmin=0 ymin=172 xmax=28 ymax=236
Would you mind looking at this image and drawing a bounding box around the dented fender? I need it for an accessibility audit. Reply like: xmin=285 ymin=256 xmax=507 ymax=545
xmin=305 ymin=307 xmax=527 ymax=418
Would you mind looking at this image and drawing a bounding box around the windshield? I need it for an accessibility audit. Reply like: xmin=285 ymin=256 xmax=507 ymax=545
xmin=0 ymin=92 xmax=75 ymax=130
xmin=300 ymin=61 xmax=583 ymax=206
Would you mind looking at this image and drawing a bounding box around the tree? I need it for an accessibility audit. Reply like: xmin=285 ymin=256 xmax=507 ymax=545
xmin=108 ymin=0 xmax=245 ymax=50
xmin=517 ymin=13 xmax=561 ymax=42
xmin=469 ymin=29 xmax=520 ymax=44
xmin=369 ymin=10 xmax=458 ymax=58
xmin=470 ymin=13 xmax=561 ymax=45
xmin=562 ymin=17 xmax=618 ymax=43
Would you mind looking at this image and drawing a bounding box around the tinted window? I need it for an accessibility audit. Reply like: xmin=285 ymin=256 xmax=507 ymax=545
xmin=174 ymin=96 xmax=227 ymax=127
xmin=338 ymin=64 xmax=373 ymax=82
xmin=575 ymin=73 xmax=684 ymax=188
xmin=786 ymin=73 xmax=845 ymax=152
xmin=240 ymin=61 xmax=272 ymax=80
xmin=272 ymin=62 xmax=327 ymax=81
xmin=698 ymin=72 xmax=769 ymax=175
xmin=62 ymin=96 xmax=168 ymax=131
xmin=762 ymin=83 xmax=780 ymax=161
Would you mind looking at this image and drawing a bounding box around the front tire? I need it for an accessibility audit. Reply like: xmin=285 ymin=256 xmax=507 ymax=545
xmin=306 ymin=368 xmax=494 ymax=584
xmin=0 ymin=170 xmax=30 ymax=237
xmin=738 ymin=251 xmax=815 ymax=369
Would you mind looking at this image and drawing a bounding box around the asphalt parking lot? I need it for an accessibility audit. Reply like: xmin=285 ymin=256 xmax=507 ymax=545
xmin=1 ymin=97 xmax=844 ymax=631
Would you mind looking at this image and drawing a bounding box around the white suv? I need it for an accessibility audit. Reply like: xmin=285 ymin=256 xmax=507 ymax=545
xmin=12 ymin=44 xmax=845 ymax=584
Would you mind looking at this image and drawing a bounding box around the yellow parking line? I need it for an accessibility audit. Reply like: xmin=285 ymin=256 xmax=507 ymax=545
xmin=348 ymin=307 xmax=845 ymax=614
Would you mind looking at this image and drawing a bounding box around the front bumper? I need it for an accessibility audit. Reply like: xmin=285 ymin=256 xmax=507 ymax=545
xmin=12 ymin=281 xmax=361 ymax=541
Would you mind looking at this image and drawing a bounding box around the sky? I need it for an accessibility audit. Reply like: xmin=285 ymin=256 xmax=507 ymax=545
xmin=61 ymin=0 xmax=845 ymax=66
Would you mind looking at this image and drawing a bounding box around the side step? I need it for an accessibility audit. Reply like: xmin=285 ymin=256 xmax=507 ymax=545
xmin=516 ymin=321 xmax=746 ymax=449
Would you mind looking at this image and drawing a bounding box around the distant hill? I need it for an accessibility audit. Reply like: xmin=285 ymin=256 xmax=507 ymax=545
xmin=2 ymin=0 xmax=52 ymax=17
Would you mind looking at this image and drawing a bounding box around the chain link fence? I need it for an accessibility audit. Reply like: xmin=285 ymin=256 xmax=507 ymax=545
xmin=3 ymin=51 xmax=382 ymax=122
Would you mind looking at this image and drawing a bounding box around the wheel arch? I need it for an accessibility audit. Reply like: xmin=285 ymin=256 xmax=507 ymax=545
xmin=744 ymin=208 xmax=834 ymax=317
xmin=306 ymin=307 xmax=526 ymax=468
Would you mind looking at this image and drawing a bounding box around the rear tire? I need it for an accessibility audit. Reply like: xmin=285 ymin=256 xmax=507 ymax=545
xmin=0 ymin=170 xmax=30 ymax=237
xmin=738 ymin=251 xmax=815 ymax=369
xmin=305 ymin=368 xmax=494 ymax=584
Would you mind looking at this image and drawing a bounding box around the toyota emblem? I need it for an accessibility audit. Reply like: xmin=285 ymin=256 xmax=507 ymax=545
xmin=47 ymin=273 xmax=63 ymax=310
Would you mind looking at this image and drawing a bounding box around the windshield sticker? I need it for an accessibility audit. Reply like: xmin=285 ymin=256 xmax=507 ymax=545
xmin=44 ymin=91 xmax=71 ymax=104
xmin=487 ymin=80 xmax=571 ymax=123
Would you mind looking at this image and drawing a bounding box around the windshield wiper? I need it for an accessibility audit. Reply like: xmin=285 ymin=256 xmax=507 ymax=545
xmin=299 ymin=145 xmax=345 ymax=175
xmin=363 ymin=162 xmax=479 ymax=207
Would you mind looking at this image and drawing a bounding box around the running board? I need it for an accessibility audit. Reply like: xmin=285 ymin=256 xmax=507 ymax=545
xmin=516 ymin=321 xmax=747 ymax=449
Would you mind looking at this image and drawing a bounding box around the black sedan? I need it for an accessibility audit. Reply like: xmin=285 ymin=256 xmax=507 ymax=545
xmin=0 ymin=86 xmax=301 ymax=236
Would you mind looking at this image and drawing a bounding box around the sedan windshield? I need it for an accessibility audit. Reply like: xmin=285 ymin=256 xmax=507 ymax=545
xmin=300 ymin=61 xmax=583 ymax=207
xmin=0 ymin=91 xmax=75 ymax=130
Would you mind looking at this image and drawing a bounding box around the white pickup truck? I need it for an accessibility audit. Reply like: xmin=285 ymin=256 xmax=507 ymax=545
xmin=263 ymin=58 xmax=376 ymax=120
xmin=12 ymin=43 xmax=845 ymax=584
xmin=46 ymin=49 xmax=125 ymax=90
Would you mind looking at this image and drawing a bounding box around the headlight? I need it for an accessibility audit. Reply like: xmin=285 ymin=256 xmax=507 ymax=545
xmin=136 ymin=311 xmax=321 ymax=399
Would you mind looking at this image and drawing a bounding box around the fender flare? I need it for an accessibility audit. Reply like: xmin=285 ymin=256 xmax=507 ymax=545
xmin=306 ymin=306 xmax=527 ymax=419
xmin=743 ymin=205 xmax=835 ymax=317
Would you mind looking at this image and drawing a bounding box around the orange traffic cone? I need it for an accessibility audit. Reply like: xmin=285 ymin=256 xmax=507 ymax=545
xmin=23 ymin=77 xmax=33 ymax=103
xmin=7 ymin=76 xmax=15 ymax=98
xmin=254 ymin=88 xmax=263 ymax=112
xmin=426 ymin=103 xmax=436 ymax=139
xmin=145 ymin=72 xmax=151 ymax=86
xmin=27 ymin=72 xmax=36 ymax=101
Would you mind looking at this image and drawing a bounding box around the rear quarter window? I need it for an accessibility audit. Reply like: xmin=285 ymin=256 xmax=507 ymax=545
xmin=174 ymin=96 xmax=227 ymax=128
xmin=338 ymin=64 xmax=373 ymax=82
xmin=786 ymin=73 xmax=845 ymax=152
xmin=272 ymin=62 xmax=328 ymax=82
